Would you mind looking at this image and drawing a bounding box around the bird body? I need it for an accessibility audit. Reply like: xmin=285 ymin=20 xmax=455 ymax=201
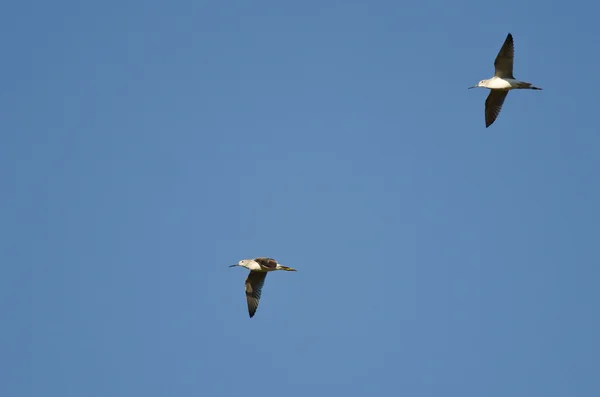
xmin=234 ymin=258 xmax=295 ymax=272
xmin=476 ymin=77 xmax=540 ymax=90
xmin=470 ymin=33 xmax=542 ymax=127
xmin=229 ymin=257 xmax=296 ymax=318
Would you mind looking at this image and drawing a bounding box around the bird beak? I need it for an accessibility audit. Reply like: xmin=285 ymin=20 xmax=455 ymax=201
xmin=468 ymin=86 xmax=477 ymax=89
xmin=281 ymin=266 xmax=297 ymax=271
xmin=229 ymin=264 xmax=238 ymax=267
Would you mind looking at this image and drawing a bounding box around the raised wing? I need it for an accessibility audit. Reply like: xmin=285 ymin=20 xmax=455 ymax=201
xmin=494 ymin=33 xmax=514 ymax=79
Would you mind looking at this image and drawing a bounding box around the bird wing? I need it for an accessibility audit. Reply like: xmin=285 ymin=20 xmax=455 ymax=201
xmin=245 ymin=271 xmax=267 ymax=318
xmin=254 ymin=257 xmax=278 ymax=270
xmin=485 ymin=90 xmax=509 ymax=128
xmin=494 ymin=33 xmax=514 ymax=79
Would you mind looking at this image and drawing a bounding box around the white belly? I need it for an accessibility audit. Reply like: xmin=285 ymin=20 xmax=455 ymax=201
xmin=247 ymin=261 xmax=264 ymax=271
xmin=487 ymin=77 xmax=518 ymax=90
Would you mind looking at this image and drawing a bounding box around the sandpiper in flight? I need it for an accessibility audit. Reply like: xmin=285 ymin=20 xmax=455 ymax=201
xmin=229 ymin=257 xmax=296 ymax=318
xmin=469 ymin=33 xmax=542 ymax=128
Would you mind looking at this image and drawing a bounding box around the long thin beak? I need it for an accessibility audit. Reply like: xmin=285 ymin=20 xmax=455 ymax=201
xmin=229 ymin=264 xmax=238 ymax=267
xmin=281 ymin=266 xmax=297 ymax=272
xmin=468 ymin=86 xmax=477 ymax=89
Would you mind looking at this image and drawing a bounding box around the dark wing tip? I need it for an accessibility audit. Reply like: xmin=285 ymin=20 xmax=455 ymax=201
xmin=246 ymin=295 xmax=259 ymax=318
xmin=503 ymin=33 xmax=514 ymax=50
xmin=503 ymin=33 xmax=513 ymax=46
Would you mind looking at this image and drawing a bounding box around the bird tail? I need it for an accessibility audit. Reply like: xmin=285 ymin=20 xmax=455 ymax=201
xmin=517 ymin=81 xmax=542 ymax=90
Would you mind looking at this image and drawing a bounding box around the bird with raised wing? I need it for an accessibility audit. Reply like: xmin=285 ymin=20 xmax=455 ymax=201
xmin=229 ymin=257 xmax=296 ymax=318
xmin=469 ymin=33 xmax=542 ymax=128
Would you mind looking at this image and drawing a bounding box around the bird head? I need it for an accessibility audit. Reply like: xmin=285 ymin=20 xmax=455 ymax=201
xmin=469 ymin=80 xmax=486 ymax=89
xmin=229 ymin=260 xmax=251 ymax=269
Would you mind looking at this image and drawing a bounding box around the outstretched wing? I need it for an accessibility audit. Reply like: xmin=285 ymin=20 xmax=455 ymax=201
xmin=494 ymin=33 xmax=514 ymax=79
xmin=245 ymin=271 xmax=267 ymax=318
xmin=485 ymin=90 xmax=509 ymax=128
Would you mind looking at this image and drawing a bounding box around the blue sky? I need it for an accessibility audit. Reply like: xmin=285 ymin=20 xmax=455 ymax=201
xmin=2 ymin=1 xmax=599 ymax=396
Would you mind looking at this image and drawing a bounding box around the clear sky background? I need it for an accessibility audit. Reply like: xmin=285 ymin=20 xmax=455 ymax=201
xmin=2 ymin=1 xmax=599 ymax=396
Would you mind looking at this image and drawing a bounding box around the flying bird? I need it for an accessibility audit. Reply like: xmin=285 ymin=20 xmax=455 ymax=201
xmin=469 ymin=33 xmax=542 ymax=128
xmin=229 ymin=257 xmax=296 ymax=318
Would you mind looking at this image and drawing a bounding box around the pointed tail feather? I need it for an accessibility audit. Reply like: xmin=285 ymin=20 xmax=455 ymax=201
xmin=517 ymin=81 xmax=542 ymax=90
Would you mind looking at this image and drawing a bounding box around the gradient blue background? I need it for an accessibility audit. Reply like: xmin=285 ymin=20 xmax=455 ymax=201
xmin=2 ymin=1 xmax=599 ymax=396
